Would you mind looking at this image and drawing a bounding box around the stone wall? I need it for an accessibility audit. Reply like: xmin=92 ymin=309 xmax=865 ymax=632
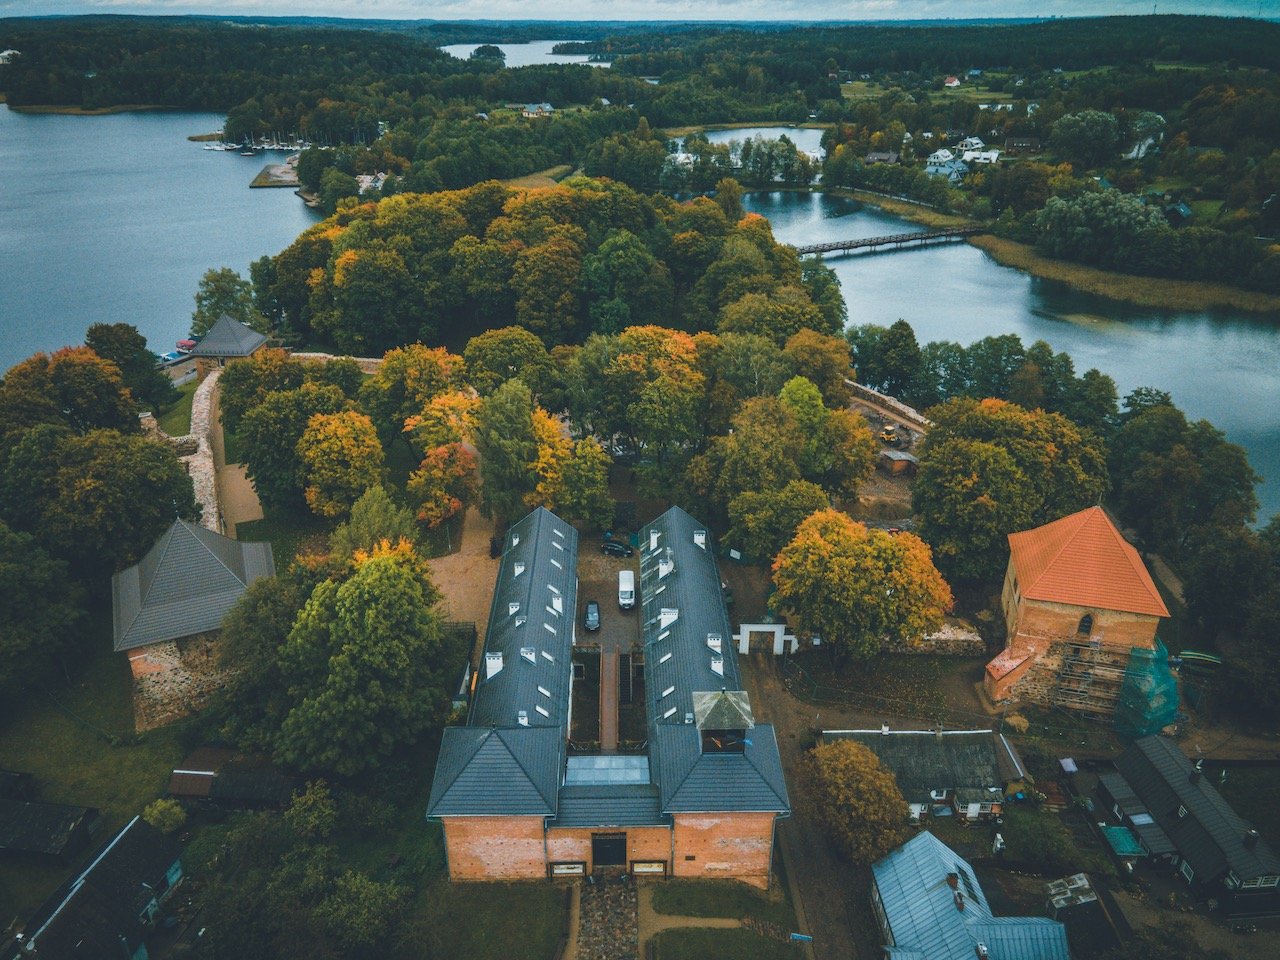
xmin=885 ymin=620 xmax=987 ymax=656
xmin=844 ymin=379 xmax=932 ymax=432
xmin=128 ymin=632 xmax=235 ymax=732
xmin=154 ymin=368 xmax=222 ymax=534
xmin=290 ymin=351 xmax=384 ymax=374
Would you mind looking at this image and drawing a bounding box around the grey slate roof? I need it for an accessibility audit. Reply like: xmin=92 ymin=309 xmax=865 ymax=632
xmin=189 ymin=315 xmax=268 ymax=358
xmin=640 ymin=507 xmax=789 ymax=815
xmin=1096 ymin=770 xmax=1176 ymax=856
xmin=0 ymin=798 xmax=99 ymax=857
xmin=111 ymin=519 xmax=275 ymax=651
xmin=873 ymin=831 xmax=1069 ymax=960
xmin=821 ymin=729 xmax=1010 ymax=805
xmin=427 ymin=508 xmax=576 ymax=819
xmin=554 ymin=785 xmax=666 ymax=828
xmin=1113 ymin=735 xmax=1280 ymax=882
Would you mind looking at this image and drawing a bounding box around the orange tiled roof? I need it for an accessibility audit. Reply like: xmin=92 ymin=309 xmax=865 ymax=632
xmin=1008 ymin=506 xmax=1169 ymax=618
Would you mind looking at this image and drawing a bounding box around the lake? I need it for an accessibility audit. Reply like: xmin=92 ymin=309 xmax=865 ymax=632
xmin=741 ymin=191 xmax=1280 ymax=525
xmin=437 ymin=40 xmax=610 ymax=68
xmin=701 ymin=126 xmax=826 ymax=159
xmin=0 ymin=106 xmax=321 ymax=370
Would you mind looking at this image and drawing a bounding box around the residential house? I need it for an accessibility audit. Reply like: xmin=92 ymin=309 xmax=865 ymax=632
xmin=871 ymin=832 xmax=1070 ymax=960
xmin=0 ymin=49 xmax=17 ymax=64
xmin=427 ymin=507 xmax=789 ymax=887
xmin=1164 ymin=201 xmax=1194 ymax=226
xmin=983 ymin=507 xmax=1176 ymax=725
xmin=168 ymin=746 xmax=296 ymax=809
xmin=864 ymin=151 xmax=900 ymax=165
xmin=925 ymin=158 xmax=969 ymax=183
xmin=13 ymin=817 xmax=183 ymax=960
xmin=967 ymin=68 xmax=984 ymax=78
xmin=822 ymin=728 xmax=1031 ymax=821
xmin=962 ymin=149 xmax=1003 ymax=165
xmin=1045 ymin=873 xmax=1131 ymax=956
xmin=943 ymin=76 xmax=961 ymax=88
xmin=522 ymin=102 xmax=555 ymax=118
xmin=112 ymin=518 xmax=275 ymax=730
xmin=978 ymin=103 xmax=1015 ymax=112
xmin=0 ymin=799 xmax=101 ymax=862
xmin=956 ymin=136 xmax=986 ymax=152
xmin=1098 ymin=736 xmax=1280 ymax=917
xmin=926 ymin=148 xmax=955 ymax=164
xmin=188 ymin=314 xmax=268 ymax=380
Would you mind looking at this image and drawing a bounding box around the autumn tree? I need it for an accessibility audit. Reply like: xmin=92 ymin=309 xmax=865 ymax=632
xmin=0 ymin=520 xmax=83 ymax=686
xmin=329 ymin=485 xmax=419 ymax=561
xmin=0 ymin=347 xmax=137 ymax=443
xmin=407 ymin=443 xmax=478 ymax=528
xmin=727 ymin=479 xmax=829 ymax=562
xmin=296 ymin=412 xmax=385 ymax=519
xmin=551 ymin=438 xmax=613 ymax=531
xmin=772 ymin=509 xmax=952 ymax=666
xmin=85 ymin=323 xmax=178 ymax=412
xmin=192 ymin=266 xmax=268 ymax=337
xmin=463 ymin=325 xmax=554 ymax=397
xmin=783 ymin=328 xmax=853 ymax=408
xmin=240 ymin=383 xmax=347 ymax=510
xmin=403 ymin=391 xmax=478 ymax=456
xmin=217 ymin=348 xmax=307 ymax=433
xmin=275 ymin=543 xmax=454 ymax=774
xmin=800 ymin=740 xmax=909 ymax=864
xmin=358 ymin=344 xmax=464 ymax=441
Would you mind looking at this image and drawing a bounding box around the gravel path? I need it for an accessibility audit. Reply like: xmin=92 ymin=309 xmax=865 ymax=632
xmin=577 ymin=874 xmax=638 ymax=960
xmin=425 ymin=506 xmax=499 ymax=637
xmin=209 ymin=383 xmax=263 ymax=536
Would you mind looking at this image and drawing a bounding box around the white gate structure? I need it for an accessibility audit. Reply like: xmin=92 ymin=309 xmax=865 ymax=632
xmin=734 ymin=623 xmax=815 ymax=656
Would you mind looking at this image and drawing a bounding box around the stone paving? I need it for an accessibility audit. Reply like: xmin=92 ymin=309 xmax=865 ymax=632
xmin=576 ymin=874 xmax=638 ymax=960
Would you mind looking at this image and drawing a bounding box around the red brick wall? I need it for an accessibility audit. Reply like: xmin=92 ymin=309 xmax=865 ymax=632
xmin=545 ymin=825 xmax=671 ymax=873
xmin=441 ymin=816 xmax=547 ymax=880
xmin=672 ymin=812 xmax=777 ymax=889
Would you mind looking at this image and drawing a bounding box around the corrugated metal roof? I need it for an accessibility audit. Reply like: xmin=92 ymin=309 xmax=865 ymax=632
xmin=639 ymin=508 xmax=788 ymax=815
xmin=1007 ymin=507 xmax=1168 ymax=618
xmin=1114 ymin=735 xmax=1280 ymax=881
xmin=873 ymin=832 xmax=1068 ymax=960
xmin=111 ymin=519 xmax=275 ymax=651
xmin=189 ymin=315 xmax=268 ymax=358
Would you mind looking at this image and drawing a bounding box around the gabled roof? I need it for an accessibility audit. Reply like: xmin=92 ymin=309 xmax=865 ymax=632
xmin=822 ymin=729 xmax=1017 ymax=805
xmin=640 ymin=508 xmax=789 ymax=815
xmin=873 ymin=832 xmax=1069 ymax=960
xmin=0 ymin=798 xmax=99 ymax=857
xmin=21 ymin=817 xmax=180 ymax=958
xmin=1008 ymin=507 xmax=1169 ymax=618
xmin=426 ymin=726 xmax=563 ymax=817
xmin=189 ymin=315 xmax=268 ymax=358
xmin=111 ymin=519 xmax=275 ymax=651
xmin=693 ymin=689 xmax=755 ymax=730
xmin=1113 ymin=736 xmax=1280 ymax=882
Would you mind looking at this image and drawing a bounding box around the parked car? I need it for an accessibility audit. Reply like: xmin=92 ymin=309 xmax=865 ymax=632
xmin=584 ymin=601 xmax=601 ymax=632
xmin=618 ymin=570 xmax=635 ymax=609
xmin=601 ymin=539 xmax=634 ymax=557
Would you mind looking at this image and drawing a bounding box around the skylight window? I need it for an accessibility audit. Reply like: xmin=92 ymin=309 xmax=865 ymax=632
xmin=659 ymin=652 xmax=673 ymax=664
xmin=663 ymin=706 xmax=677 ymax=719
xmin=541 ymin=650 xmax=555 ymax=663
xmin=538 ymin=685 xmax=551 ymax=698
xmin=662 ymin=685 xmax=675 ymax=698
xmin=544 ymin=623 xmax=556 ymax=635
xmin=535 ymin=705 xmax=550 ymax=718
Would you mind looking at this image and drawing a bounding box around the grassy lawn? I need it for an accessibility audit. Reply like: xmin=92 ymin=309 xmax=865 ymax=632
xmin=156 ymin=379 xmax=197 ymax=436
xmin=1206 ymin=766 xmax=1280 ymax=850
xmin=403 ymin=881 xmax=566 ymax=960
xmin=652 ymin=878 xmax=795 ymax=929
xmin=1188 ymin=199 xmax=1223 ymax=221
xmin=503 ymin=163 xmax=574 ymax=189
xmin=235 ymin=504 xmax=332 ymax=564
xmin=222 ymin=425 xmax=246 ymax=466
xmin=0 ymin=605 xmax=184 ymax=920
xmin=651 ymin=928 xmax=801 ymax=960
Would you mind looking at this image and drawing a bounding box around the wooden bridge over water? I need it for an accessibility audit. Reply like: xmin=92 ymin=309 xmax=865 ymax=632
xmin=794 ymin=226 xmax=987 ymax=257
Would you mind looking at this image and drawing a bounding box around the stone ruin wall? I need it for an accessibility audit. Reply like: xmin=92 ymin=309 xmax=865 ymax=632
xmin=129 ymin=632 xmax=235 ymax=732
xmin=884 ymin=620 xmax=987 ymax=656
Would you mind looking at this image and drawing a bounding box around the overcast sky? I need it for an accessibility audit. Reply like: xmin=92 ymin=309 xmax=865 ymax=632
xmin=0 ymin=2 xmax=1272 ymax=23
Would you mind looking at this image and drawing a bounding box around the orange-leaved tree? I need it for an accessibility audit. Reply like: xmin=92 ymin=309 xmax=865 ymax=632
xmin=801 ymin=739 xmax=909 ymax=864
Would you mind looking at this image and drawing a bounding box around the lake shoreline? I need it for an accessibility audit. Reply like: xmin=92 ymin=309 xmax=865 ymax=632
xmin=7 ymin=102 xmax=175 ymax=115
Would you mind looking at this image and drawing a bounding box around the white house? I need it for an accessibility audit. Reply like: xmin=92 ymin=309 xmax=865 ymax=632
xmin=956 ymin=137 xmax=986 ymax=152
xmin=926 ymin=148 xmax=955 ymax=164
xmin=522 ymin=102 xmax=554 ymax=118
xmin=0 ymin=49 xmax=18 ymax=64
xmin=925 ymin=158 xmax=969 ymax=183
xmin=962 ymin=149 xmax=1002 ymax=165
xmin=943 ymin=76 xmax=961 ymax=88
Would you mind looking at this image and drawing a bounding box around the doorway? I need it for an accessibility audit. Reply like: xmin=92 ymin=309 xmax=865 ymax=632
xmin=592 ymin=832 xmax=626 ymax=867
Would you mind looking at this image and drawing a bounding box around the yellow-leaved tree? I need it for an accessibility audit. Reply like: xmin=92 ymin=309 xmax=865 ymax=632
xmin=801 ymin=739 xmax=908 ymax=864
xmin=296 ymin=411 xmax=385 ymax=519
xmin=772 ymin=508 xmax=952 ymax=667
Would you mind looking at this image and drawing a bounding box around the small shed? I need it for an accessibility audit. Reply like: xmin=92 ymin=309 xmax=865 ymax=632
xmin=879 ymin=449 xmax=918 ymax=476
xmin=0 ymin=798 xmax=102 ymax=861
xmin=168 ymin=746 xmax=295 ymax=808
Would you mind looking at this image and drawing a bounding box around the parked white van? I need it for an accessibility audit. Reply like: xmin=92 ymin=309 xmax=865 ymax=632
xmin=618 ymin=569 xmax=635 ymax=609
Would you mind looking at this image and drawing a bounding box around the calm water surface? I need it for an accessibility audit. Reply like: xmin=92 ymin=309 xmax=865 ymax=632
xmin=742 ymin=191 xmax=1280 ymax=523
xmin=0 ymin=107 xmax=321 ymax=369
xmin=701 ymin=126 xmax=826 ymax=158
xmin=438 ymin=41 xmax=610 ymax=68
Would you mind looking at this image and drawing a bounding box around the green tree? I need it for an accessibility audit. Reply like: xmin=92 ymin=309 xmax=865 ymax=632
xmin=240 ymin=383 xmax=347 ymax=511
xmin=316 ymin=871 xmax=409 ymax=955
xmin=800 ymin=740 xmax=909 ymax=864
xmin=772 ymin=509 xmax=952 ymax=666
xmin=0 ymin=347 xmax=137 ymax=442
xmin=800 ymin=258 xmax=847 ymax=333
xmin=85 ymin=323 xmax=178 ymax=412
xmin=718 ymin=287 xmax=827 ymax=344
xmin=472 ymin=379 xmax=539 ymax=523
xmin=580 ymin=229 xmax=673 ymax=334
xmin=727 ymin=479 xmax=829 ymax=562
xmin=142 ymin=798 xmax=187 ymax=834
xmin=358 ymin=344 xmax=464 ymax=441
xmin=319 ymin=166 xmax=360 ymax=216
xmin=0 ymin=519 xmax=82 ymax=686
xmin=1182 ymin=526 xmax=1274 ymax=636
xmin=217 ymin=348 xmax=307 ymax=433
xmin=783 ymin=329 xmax=853 ymax=408
xmin=42 ymin=429 xmax=198 ymax=570
xmin=275 ymin=544 xmax=452 ymax=775
xmin=329 ymin=485 xmax=419 ymax=561
xmin=463 ymin=326 xmax=554 ymax=397
xmin=296 ymin=411 xmax=385 ymax=519
xmin=192 ymin=266 xmax=268 ymax=337
xmin=1049 ymin=109 xmax=1120 ymax=169
xmin=284 ymin=780 xmax=338 ymax=840
xmin=554 ymin=438 xmax=613 ymax=531
xmin=689 ymin=397 xmax=804 ymax=520
xmin=327 ymin=246 xmax=426 ymax=354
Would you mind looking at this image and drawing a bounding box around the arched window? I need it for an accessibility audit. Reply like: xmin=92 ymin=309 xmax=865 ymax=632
xmin=1077 ymin=614 xmax=1094 ymax=635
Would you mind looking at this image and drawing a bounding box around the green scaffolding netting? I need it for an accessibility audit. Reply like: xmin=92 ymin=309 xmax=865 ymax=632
xmin=1114 ymin=637 xmax=1181 ymax=739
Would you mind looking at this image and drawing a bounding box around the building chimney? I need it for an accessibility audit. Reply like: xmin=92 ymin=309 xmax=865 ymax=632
xmin=946 ymin=872 xmax=959 ymax=889
xmin=975 ymin=944 xmax=989 ymax=960
xmin=1244 ymin=829 xmax=1260 ymax=850
xmin=1190 ymin=765 xmax=1202 ymax=786
xmin=954 ymin=891 xmax=965 ymax=912
xmin=881 ymin=722 xmax=890 ymax=735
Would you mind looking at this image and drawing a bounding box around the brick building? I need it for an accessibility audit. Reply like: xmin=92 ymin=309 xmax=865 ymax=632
xmin=984 ymin=507 xmax=1171 ymax=719
xmin=427 ymin=507 xmax=789 ymax=887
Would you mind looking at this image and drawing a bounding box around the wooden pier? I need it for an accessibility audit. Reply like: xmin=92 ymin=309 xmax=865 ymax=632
xmin=794 ymin=226 xmax=987 ymax=257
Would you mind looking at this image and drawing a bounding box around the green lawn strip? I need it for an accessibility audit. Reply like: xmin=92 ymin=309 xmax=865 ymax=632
xmin=222 ymin=426 xmax=246 ymax=466
xmin=403 ymin=880 xmax=566 ymax=960
xmin=0 ymin=608 xmax=184 ymax=919
xmin=651 ymin=879 xmax=795 ymax=929
xmin=156 ymin=379 xmax=197 ymax=436
xmin=651 ymin=928 xmax=800 ymax=960
xmin=235 ymin=505 xmax=332 ymax=564
xmin=1207 ymin=766 xmax=1280 ymax=850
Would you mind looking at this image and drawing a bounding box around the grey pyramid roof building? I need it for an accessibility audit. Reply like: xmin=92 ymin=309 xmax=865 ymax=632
xmin=693 ymin=689 xmax=755 ymax=731
xmin=111 ymin=519 xmax=275 ymax=651
xmin=189 ymin=315 xmax=268 ymax=358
